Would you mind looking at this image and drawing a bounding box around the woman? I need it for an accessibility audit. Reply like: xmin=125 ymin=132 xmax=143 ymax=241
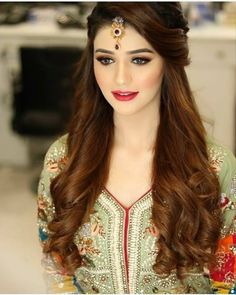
xmin=37 ymin=2 xmax=236 ymax=294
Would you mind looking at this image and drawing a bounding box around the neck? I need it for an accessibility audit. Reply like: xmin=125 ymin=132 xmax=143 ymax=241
xmin=113 ymin=101 xmax=160 ymax=153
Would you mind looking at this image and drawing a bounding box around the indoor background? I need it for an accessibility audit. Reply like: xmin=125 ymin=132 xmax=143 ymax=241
xmin=0 ymin=2 xmax=235 ymax=293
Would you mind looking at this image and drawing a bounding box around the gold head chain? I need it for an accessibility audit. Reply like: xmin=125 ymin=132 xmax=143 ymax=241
xmin=111 ymin=16 xmax=125 ymax=50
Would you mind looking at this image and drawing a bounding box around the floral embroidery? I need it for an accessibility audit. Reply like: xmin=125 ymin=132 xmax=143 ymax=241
xmin=46 ymin=156 xmax=68 ymax=173
xmin=90 ymin=215 xmax=106 ymax=237
xmin=77 ymin=237 xmax=100 ymax=256
xmin=230 ymin=244 xmax=236 ymax=255
xmin=37 ymin=135 xmax=236 ymax=294
xmin=208 ymin=145 xmax=226 ymax=174
xmin=221 ymin=193 xmax=230 ymax=208
xmin=143 ymin=219 xmax=159 ymax=238
xmin=210 ymin=233 xmax=236 ymax=292
xmin=75 ymin=214 xmax=105 ymax=257
xmin=37 ymin=187 xmax=55 ymax=223
xmin=78 ymin=214 xmax=105 ymax=238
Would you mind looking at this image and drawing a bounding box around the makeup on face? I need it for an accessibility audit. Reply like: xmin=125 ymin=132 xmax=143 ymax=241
xmin=93 ymin=26 xmax=164 ymax=116
xmin=111 ymin=90 xmax=139 ymax=101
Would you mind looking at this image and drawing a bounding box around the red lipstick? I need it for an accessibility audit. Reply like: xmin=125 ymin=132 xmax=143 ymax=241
xmin=112 ymin=90 xmax=139 ymax=101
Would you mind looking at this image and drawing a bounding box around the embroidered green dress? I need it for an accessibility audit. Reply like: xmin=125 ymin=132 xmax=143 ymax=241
xmin=37 ymin=135 xmax=236 ymax=294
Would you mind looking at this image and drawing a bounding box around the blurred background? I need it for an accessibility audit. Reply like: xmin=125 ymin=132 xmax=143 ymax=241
xmin=0 ymin=2 xmax=235 ymax=293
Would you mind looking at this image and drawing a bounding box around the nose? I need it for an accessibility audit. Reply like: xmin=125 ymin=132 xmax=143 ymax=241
xmin=114 ymin=61 xmax=131 ymax=86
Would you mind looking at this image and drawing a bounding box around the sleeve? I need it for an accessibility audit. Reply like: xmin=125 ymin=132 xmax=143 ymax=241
xmin=37 ymin=136 xmax=82 ymax=294
xmin=209 ymin=146 xmax=236 ymax=294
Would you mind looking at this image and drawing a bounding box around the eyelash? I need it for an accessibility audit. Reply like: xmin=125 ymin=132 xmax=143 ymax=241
xmin=133 ymin=57 xmax=151 ymax=65
xmin=95 ymin=56 xmax=151 ymax=66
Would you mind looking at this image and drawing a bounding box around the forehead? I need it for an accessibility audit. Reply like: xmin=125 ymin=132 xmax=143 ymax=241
xmin=94 ymin=25 xmax=153 ymax=51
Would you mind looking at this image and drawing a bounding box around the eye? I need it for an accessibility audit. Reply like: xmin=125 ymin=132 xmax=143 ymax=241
xmin=132 ymin=57 xmax=151 ymax=65
xmin=96 ymin=56 xmax=114 ymax=65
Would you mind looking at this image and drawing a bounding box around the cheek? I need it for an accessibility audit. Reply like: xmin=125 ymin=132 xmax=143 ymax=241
xmin=94 ymin=65 xmax=103 ymax=88
xmin=94 ymin=65 xmax=111 ymax=91
xmin=137 ymin=69 xmax=163 ymax=89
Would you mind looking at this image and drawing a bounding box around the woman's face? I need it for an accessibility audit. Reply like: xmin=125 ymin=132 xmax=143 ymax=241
xmin=93 ymin=25 xmax=164 ymax=116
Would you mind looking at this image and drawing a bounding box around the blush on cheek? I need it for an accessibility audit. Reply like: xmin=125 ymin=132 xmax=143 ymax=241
xmin=94 ymin=68 xmax=109 ymax=90
xmin=138 ymin=70 xmax=163 ymax=89
xmin=95 ymin=76 xmax=103 ymax=89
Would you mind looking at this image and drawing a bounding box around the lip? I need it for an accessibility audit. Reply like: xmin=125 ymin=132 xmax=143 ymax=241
xmin=111 ymin=90 xmax=139 ymax=101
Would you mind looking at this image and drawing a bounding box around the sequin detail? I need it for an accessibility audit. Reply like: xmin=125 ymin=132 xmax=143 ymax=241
xmin=208 ymin=144 xmax=227 ymax=174
xmin=37 ymin=135 xmax=236 ymax=293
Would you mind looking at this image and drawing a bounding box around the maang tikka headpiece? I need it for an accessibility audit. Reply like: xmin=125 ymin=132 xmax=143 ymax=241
xmin=111 ymin=16 xmax=125 ymax=50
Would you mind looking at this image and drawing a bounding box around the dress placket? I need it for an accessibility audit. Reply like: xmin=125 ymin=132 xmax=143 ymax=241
xmin=103 ymin=188 xmax=152 ymax=293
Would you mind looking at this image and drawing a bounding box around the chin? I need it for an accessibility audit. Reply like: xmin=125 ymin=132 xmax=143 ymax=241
xmin=113 ymin=107 xmax=142 ymax=116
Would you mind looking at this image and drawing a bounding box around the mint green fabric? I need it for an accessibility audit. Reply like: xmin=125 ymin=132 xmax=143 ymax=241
xmin=37 ymin=135 xmax=236 ymax=293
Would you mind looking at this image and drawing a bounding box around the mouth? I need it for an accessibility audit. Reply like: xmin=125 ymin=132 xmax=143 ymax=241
xmin=111 ymin=90 xmax=139 ymax=101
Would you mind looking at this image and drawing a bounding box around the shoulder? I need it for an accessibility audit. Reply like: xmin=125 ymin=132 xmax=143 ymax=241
xmin=207 ymin=138 xmax=236 ymax=189
xmin=38 ymin=135 xmax=68 ymax=241
xmin=43 ymin=134 xmax=69 ymax=176
xmin=207 ymin=139 xmax=236 ymax=222
xmin=207 ymin=143 xmax=236 ymax=290
xmin=207 ymin=139 xmax=236 ymax=236
xmin=38 ymin=134 xmax=68 ymax=211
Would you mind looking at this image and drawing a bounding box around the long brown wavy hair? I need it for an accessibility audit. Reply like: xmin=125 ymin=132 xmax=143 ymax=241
xmin=45 ymin=2 xmax=222 ymax=279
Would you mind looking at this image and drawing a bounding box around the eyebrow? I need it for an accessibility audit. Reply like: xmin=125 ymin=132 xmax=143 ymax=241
xmin=94 ymin=48 xmax=155 ymax=54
